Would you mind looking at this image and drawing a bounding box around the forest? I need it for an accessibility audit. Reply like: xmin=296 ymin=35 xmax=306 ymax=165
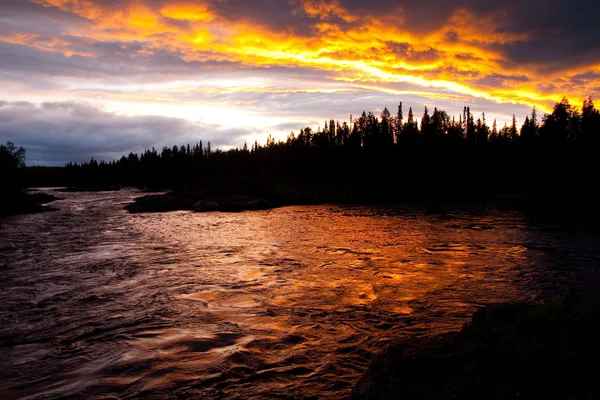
xmin=4 ymin=96 xmax=600 ymax=207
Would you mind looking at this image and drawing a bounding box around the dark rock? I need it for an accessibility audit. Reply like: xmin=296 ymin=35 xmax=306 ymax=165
xmin=0 ymin=193 xmax=60 ymax=216
xmin=192 ymin=200 xmax=220 ymax=211
xmin=57 ymin=186 xmax=121 ymax=192
xmin=124 ymin=185 xmax=352 ymax=214
xmin=28 ymin=192 xmax=62 ymax=204
xmin=352 ymin=294 xmax=600 ymax=400
xmin=124 ymin=192 xmax=196 ymax=213
xmin=124 ymin=186 xmax=288 ymax=214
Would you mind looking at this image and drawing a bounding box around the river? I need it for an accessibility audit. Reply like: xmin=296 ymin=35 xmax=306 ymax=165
xmin=1 ymin=189 xmax=600 ymax=399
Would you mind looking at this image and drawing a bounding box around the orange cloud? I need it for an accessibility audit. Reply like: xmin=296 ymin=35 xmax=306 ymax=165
xmin=18 ymin=0 xmax=600 ymax=113
xmin=299 ymin=0 xmax=357 ymax=22
xmin=161 ymin=3 xmax=214 ymax=22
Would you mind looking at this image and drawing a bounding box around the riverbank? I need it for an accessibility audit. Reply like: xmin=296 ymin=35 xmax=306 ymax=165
xmin=124 ymin=183 xmax=495 ymax=213
xmin=56 ymin=185 xmax=121 ymax=193
xmin=0 ymin=192 xmax=61 ymax=216
xmin=352 ymin=294 xmax=600 ymax=400
xmin=123 ymin=184 xmax=600 ymax=229
xmin=124 ymin=187 xmax=354 ymax=213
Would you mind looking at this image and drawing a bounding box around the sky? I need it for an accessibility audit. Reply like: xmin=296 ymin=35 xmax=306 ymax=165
xmin=1 ymin=0 xmax=599 ymax=165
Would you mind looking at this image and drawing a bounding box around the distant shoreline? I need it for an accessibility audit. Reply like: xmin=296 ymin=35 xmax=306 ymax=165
xmin=121 ymin=184 xmax=600 ymax=228
xmin=123 ymin=183 xmax=498 ymax=213
xmin=4 ymin=184 xmax=598 ymax=229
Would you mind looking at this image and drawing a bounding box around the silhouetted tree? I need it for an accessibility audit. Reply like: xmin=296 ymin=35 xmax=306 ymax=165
xmin=580 ymin=97 xmax=600 ymax=147
xmin=395 ymin=102 xmax=403 ymax=144
xmin=0 ymin=142 xmax=26 ymax=196
xmin=400 ymin=107 xmax=419 ymax=147
xmin=19 ymin=95 xmax=600 ymax=197
xmin=490 ymin=119 xmax=499 ymax=144
xmin=476 ymin=112 xmax=490 ymax=145
xmin=520 ymin=107 xmax=539 ymax=146
xmin=541 ymin=97 xmax=574 ymax=147
xmin=510 ymin=115 xmax=519 ymax=143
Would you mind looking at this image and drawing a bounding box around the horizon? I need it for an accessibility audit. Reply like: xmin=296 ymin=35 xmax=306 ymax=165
xmin=1 ymin=0 xmax=599 ymax=165
xmin=21 ymin=101 xmax=539 ymax=167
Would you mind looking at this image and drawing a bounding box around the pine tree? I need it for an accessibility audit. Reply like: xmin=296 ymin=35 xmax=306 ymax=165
xmin=510 ymin=115 xmax=518 ymax=143
xmin=395 ymin=102 xmax=403 ymax=143
xmin=490 ymin=118 xmax=498 ymax=143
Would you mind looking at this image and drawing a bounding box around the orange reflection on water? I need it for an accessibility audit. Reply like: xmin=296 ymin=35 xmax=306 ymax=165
xmin=1 ymin=192 xmax=559 ymax=400
xmin=109 ymin=204 xmax=537 ymax=398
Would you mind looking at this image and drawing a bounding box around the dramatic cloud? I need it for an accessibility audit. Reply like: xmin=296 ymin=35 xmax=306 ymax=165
xmin=1 ymin=0 xmax=599 ymax=164
xmin=0 ymin=101 xmax=251 ymax=165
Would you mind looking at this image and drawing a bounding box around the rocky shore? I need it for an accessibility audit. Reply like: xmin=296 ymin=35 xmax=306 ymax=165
xmin=122 ymin=183 xmax=499 ymax=214
xmin=57 ymin=185 xmax=121 ymax=192
xmin=0 ymin=191 xmax=61 ymax=216
xmin=124 ymin=187 xmax=356 ymax=213
xmin=352 ymin=294 xmax=600 ymax=400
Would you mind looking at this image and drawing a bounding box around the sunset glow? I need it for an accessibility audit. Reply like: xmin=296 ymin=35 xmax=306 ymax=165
xmin=1 ymin=0 xmax=599 ymax=164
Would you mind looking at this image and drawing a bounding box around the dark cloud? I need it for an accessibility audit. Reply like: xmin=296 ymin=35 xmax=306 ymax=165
xmin=204 ymin=0 xmax=321 ymax=36
xmin=496 ymin=37 xmax=600 ymax=73
xmin=571 ymin=72 xmax=600 ymax=87
xmin=385 ymin=42 xmax=439 ymax=63
xmin=466 ymin=0 xmax=600 ymax=69
xmin=0 ymin=0 xmax=90 ymax=38
xmin=0 ymin=101 xmax=250 ymax=165
xmin=0 ymin=41 xmax=102 ymax=80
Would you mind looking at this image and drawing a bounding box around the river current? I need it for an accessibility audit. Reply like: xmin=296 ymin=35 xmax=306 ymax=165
xmin=1 ymin=189 xmax=600 ymax=399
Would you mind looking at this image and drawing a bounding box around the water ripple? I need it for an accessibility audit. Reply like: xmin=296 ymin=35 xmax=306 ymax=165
xmin=2 ymin=189 xmax=600 ymax=399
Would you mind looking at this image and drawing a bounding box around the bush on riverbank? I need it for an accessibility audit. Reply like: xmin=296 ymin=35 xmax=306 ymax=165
xmin=352 ymin=294 xmax=600 ymax=400
xmin=0 ymin=142 xmax=60 ymax=216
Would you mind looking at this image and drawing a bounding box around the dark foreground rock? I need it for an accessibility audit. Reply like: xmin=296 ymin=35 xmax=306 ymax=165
xmin=0 ymin=192 xmax=60 ymax=216
xmin=352 ymin=294 xmax=600 ymax=400
xmin=28 ymin=192 xmax=62 ymax=205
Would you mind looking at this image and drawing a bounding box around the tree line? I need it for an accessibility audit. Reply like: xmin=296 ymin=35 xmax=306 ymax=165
xmin=21 ymin=96 xmax=600 ymax=190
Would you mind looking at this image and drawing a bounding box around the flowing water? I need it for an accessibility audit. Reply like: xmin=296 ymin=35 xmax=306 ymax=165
xmin=1 ymin=189 xmax=600 ymax=399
